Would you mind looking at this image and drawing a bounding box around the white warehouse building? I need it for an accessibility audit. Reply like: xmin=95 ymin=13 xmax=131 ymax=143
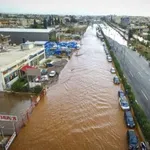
xmin=0 ymin=41 xmax=47 ymax=91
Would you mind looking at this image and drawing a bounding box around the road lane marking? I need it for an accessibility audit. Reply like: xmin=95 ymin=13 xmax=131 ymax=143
xmin=129 ymin=71 xmax=133 ymax=77
xmin=141 ymin=90 xmax=148 ymax=101
xmin=145 ymin=71 xmax=149 ymax=75
xmin=128 ymin=60 xmax=133 ymax=65
xmin=138 ymin=72 xmax=143 ymax=78
xmin=135 ymin=100 xmax=139 ymax=104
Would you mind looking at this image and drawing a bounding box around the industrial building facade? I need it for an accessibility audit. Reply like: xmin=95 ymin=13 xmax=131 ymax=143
xmin=0 ymin=41 xmax=47 ymax=91
xmin=0 ymin=28 xmax=55 ymax=45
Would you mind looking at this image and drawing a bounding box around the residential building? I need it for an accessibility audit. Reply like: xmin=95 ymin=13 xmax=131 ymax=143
xmin=112 ymin=16 xmax=121 ymax=24
xmin=0 ymin=41 xmax=47 ymax=91
xmin=0 ymin=28 xmax=55 ymax=45
xmin=121 ymin=17 xmax=130 ymax=27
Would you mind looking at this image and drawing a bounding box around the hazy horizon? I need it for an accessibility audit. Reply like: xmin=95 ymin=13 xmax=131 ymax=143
xmin=1 ymin=0 xmax=150 ymax=16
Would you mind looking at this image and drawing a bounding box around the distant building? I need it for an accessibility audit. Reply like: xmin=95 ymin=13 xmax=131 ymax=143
xmin=121 ymin=17 xmax=130 ymax=27
xmin=0 ymin=28 xmax=55 ymax=45
xmin=62 ymin=17 xmax=71 ymax=24
xmin=111 ymin=16 xmax=121 ymax=24
xmin=104 ymin=15 xmax=112 ymax=21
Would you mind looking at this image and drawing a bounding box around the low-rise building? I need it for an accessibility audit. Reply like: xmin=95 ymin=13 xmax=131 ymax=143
xmin=0 ymin=41 xmax=47 ymax=91
xmin=111 ymin=16 xmax=121 ymax=24
xmin=121 ymin=17 xmax=130 ymax=27
xmin=0 ymin=28 xmax=55 ymax=45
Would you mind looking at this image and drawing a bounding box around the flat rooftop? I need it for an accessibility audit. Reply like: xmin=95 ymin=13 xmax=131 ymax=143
xmin=0 ymin=28 xmax=55 ymax=33
xmin=0 ymin=45 xmax=44 ymax=71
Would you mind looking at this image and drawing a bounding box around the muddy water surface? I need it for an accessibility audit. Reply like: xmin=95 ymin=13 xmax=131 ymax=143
xmin=11 ymin=26 xmax=127 ymax=150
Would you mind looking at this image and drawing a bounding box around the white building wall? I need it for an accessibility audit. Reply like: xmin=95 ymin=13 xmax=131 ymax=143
xmin=0 ymin=48 xmax=46 ymax=91
xmin=0 ymin=72 xmax=4 ymax=91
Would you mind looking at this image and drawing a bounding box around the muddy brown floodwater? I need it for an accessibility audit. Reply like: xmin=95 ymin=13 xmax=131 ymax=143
xmin=10 ymin=25 xmax=128 ymax=150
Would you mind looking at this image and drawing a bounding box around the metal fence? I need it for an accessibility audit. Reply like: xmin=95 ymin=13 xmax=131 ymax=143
xmin=0 ymin=89 xmax=46 ymax=136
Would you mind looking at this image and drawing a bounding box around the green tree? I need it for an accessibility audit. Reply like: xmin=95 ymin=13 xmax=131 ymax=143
xmin=43 ymin=18 xmax=47 ymax=29
xmin=70 ymin=16 xmax=77 ymax=23
xmin=60 ymin=19 xmax=63 ymax=25
xmin=54 ymin=18 xmax=57 ymax=25
xmin=33 ymin=85 xmax=43 ymax=95
xmin=128 ymin=29 xmax=134 ymax=42
xmin=48 ymin=16 xmax=52 ymax=26
xmin=147 ymin=34 xmax=150 ymax=41
xmin=51 ymin=18 xmax=54 ymax=26
xmin=57 ymin=18 xmax=60 ymax=24
xmin=33 ymin=19 xmax=38 ymax=28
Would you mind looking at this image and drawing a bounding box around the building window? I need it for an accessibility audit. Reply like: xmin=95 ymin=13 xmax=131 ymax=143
xmin=4 ymin=70 xmax=19 ymax=84
xmin=39 ymin=54 xmax=44 ymax=61
xmin=30 ymin=59 xmax=38 ymax=66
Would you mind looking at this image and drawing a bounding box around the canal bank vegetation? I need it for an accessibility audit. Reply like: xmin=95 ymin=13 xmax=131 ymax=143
xmin=100 ymin=28 xmax=150 ymax=142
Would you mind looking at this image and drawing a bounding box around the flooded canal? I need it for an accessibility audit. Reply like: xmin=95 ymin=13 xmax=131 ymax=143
xmin=10 ymin=25 xmax=127 ymax=150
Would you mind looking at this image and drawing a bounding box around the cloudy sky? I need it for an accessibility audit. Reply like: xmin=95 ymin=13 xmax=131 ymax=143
xmin=0 ymin=0 xmax=150 ymax=16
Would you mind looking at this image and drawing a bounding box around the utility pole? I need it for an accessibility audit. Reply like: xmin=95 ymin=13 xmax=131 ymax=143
xmin=0 ymin=125 xmax=4 ymax=139
xmin=0 ymin=125 xmax=4 ymax=150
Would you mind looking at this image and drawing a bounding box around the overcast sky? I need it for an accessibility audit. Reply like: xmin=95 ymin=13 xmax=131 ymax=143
xmin=0 ymin=0 xmax=150 ymax=16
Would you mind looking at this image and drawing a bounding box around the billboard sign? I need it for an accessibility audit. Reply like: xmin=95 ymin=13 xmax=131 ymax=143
xmin=0 ymin=114 xmax=18 ymax=122
xmin=26 ymin=68 xmax=41 ymax=76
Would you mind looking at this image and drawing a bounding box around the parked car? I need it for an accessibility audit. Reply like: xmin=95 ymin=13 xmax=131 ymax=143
xmin=46 ymin=63 xmax=53 ymax=68
xmin=106 ymin=55 xmax=111 ymax=59
xmin=35 ymin=75 xmax=49 ymax=82
xmin=127 ymin=130 xmax=139 ymax=150
xmin=40 ymin=75 xmax=49 ymax=81
xmin=105 ymin=50 xmax=109 ymax=55
xmin=118 ymin=90 xmax=125 ymax=98
xmin=113 ymin=76 xmax=120 ymax=84
xmin=107 ymin=56 xmax=112 ymax=62
xmin=41 ymin=69 xmax=48 ymax=75
xmin=124 ymin=111 xmax=135 ymax=128
xmin=140 ymin=142 xmax=147 ymax=150
xmin=119 ymin=96 xmax=130 ymax=110
xmin=35 ymin=76 xmax=40 ymax=82
xmin=110 ymin=67 xmax=116 ymax=73
xmin=49 ymin=71 xmax=56 ymax=77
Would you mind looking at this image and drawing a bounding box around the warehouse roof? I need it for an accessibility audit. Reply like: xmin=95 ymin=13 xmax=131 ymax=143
xmin=0 ymin=28 xmax=55 ymax=33
xmin=0 ymin=45 xmax=44 ymax=71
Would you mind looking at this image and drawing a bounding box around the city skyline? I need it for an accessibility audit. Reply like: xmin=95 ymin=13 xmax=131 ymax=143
xmin=1 ymin=0 xmax=150 ymax=16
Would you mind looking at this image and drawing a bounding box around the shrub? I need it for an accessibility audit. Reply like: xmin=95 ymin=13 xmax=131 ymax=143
xmin=32 ymin=85 xmax=43 ymax=95
xmin=11 ymin=78 xmax=28 ymax=92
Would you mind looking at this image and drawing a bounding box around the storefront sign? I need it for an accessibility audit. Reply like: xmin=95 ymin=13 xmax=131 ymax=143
xmin=26 ymin=68 xmax=41 ymax=76
xmin=0 ymin=114 xmax=18 ymax=122
xmin=5 ymin=132 xmax=16 ymax=150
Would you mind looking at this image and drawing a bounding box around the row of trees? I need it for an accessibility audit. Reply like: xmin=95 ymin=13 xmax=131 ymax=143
xmin=31 ymin=17 xmax=63 ymax=29
xmin=31 ymin=15 xmax=78 ymax=29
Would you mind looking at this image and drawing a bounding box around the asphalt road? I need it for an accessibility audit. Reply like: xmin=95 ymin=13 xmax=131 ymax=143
xmin=106 ymin=36 xmax=150 ymax=119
